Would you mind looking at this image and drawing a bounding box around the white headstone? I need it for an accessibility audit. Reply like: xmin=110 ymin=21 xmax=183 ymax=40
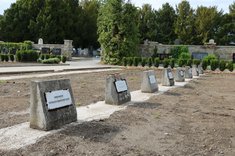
xmin=38 ymin=38 xmax=43 ymax=45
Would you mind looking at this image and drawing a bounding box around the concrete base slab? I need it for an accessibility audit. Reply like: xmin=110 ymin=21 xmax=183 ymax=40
xmin=0 ymin=76 xmax=196 ymax=151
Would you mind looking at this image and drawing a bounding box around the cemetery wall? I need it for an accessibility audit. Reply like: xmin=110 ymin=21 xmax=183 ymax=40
xmin=140 ymin=42 xmax=235 ymax=61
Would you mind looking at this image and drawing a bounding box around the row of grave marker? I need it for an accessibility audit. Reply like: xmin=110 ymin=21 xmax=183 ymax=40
xmin=30 ymin=65 xmax=203 ymax=131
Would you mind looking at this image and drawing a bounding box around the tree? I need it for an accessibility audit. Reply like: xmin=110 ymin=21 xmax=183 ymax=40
xmin=194 ymin=6 xmax=222 ymax=44
xmin=175 ymin=0 xmax=194 ymax=44
xmin=138 ymin=4 xmax=158 ymax=42
xmin=156 ymin=3 xmax=176 ymax=44
xmin=97 ymin=0 xmax=139 ymax=64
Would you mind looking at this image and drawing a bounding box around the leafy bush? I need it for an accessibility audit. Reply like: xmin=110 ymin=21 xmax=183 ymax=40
xmin=16 ymin=50 xmax=39 ymax=62
xmin=42 ymin=58 xmax=60 ymax=64
xmin=186 ymin=59 xmax=192 ymax=67
xmin=178 ymin=59 xmax=184 ymax=67
xmin=193 ymin=59 xmax=201 ymax=67
xmin=122 ymin=57 xmax=127 ymax=66
xmin=219 ymin=60 xmax=226 ymax=71
xmin=203 ymin=54 xmax=217 ymax=64
xmin=141 ymin=57 xmax=147 ymax=67
xmin=202 ymin=59 xmax=208 ymax=70
xmin=45 ymin=54 xmax=50 ymax=59
xmin=0 ymin=55 xmax=5 ymax=62
xmin=40 ymin=54 xmax=45 ymax=60
xmin=9 ymin=54 xmax=14 ymax=62
xmin=154 ymin=57 xmax=160 ymax=67
xmin=210 ymin=60 xmax=219 ymax=71
xmin=163 ymin=58 xmax=170 ymax=68
xmin=169 ymin=58 xmax=175 ymax=68
xmin=127 ymin=57 xmax=133 ymax=66
xmin=133 ymin=57 xmax=139 ymax=66
xmin=179 ymin=52 xmax=191 ymax=60
xmin=147 ymin=57 xmax=153 ymax=67
xmin=226 ymin=61 xmax=234 ymax=72
xmin=170 ymin=46 xmax=189 ymax=59
xmin=61 ymin=55 xmax=67 ymax=63
xmin=4 ymin=55 xmax=9 ymax=62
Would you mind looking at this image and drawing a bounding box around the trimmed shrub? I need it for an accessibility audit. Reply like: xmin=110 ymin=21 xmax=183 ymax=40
xmin=219 ymin=60 xmax=226 ymax=71
xmin=122 ymin=57 xmax=128 ymax=66
xmin=203 ymin=54 xmax=217 ymax=64
xmin=61 ymin=55 xmax=67 ymax=63
xmin=210 ymin=60 xmax=219 ymax=71
xmin=178 ymin=59 xmax=184 ymax=67
xmin=147 ymin=57 xmax=153 ymax=67
xmin=186 ymin=59 xmax=192 ymax=67
xmin=163 ymin=58 xmax=170 ymax=68
xmin=9 ymin=54 xmax=14 ymax=62
xmin=154 ymin=57 xmax=160 ymax=67
xmin=127 ymin=57 xmax=133 ymax=66
xmin=179 ymin=52 xmax=191 ymax=60
xmin=226 ymin=61 xmax=234 ymax=72
xmin=16 ymin=50 xmax=39 ymax=62
xmin=193 ymin=59 xmax=201 ymax=67
xmin=42 ymin=58 xmax=60 ymax=64
xmin=141 ymin=57 xmax=147 ymax=67
xmin=0 ymin=54 xmax=5 ymax=62
xmin=5 ymin=55 xmax=9 ymax=62
xmin=40 ymin=54 xmax=45 ymax=60
xmin=133 ymin=57 xmax=139 ymax=67
xmin=202 ymin=59 xmax=208 ymax=70
xmin=169 ymin=58 xmax=175 ymax=68
xmin=45 ymin=54 xmax=50 ymax=59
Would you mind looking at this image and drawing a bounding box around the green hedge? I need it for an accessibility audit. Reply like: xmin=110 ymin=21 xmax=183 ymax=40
xmin=122 ymin=57 xmax=127 ymax=66
xmin=202 ymin=59 xmax=208 ymax=70
xmin=61 ymin=55 xmax=67 ymax=63
xmin=226 ymin=62 xmax=234 ymax=72
xmin=42 ymin=58 xmax=60 ymax=64
xmin=193 ymin=59 xmax=201 ymax=67
xmin=163 ymin=58 xmax=170 ymax=68
xmin=16 ymin=50 xmax=39 ymax=62
xmin=219 ymin=60 xmax=226 ymax=71
xmin=154 ymin=58 xmax=160 ymax=67
xmin=169 ymin=58 xmax=175 ymax=68
xmin=0 ymin=41 xmax=32 ymax=53
xmin=210 ymin=60 xmax=219 ymax=71
xmin=147 ymin=57 xmax=153 ymax=67
xmin=141 ymin=57 xmax=147 ymax=67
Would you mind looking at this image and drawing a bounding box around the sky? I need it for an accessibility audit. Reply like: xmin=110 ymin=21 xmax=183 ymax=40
xmin=0 ymin=0 xmax=233 ymax=15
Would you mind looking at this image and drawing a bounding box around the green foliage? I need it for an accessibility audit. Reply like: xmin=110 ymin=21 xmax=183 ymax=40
xmin=219 ymin=60 xmax=226 ymax=71
xmin=4 ymin=55 xmax=9 ymax=62
xmin=9 ymin=54 xmax=14 ymax=62
xmin=98 ymin=0 xmax=139 ymax=64
xmin=210 ymin=60 xmax=219 ymax=71
xmin=178 ymin=59 xmax=184 ymax=67
xmin=226 ymin=61 xmax=234 ymax=72
xmin=141 ymin=57 xmax=147 ymax=67
xmin=170 ymin=46 xmax=189 ymax=59
xmin=40 ymin=54 xmax=45 ymax=60
xmin=169 ymin=58 xmax=175 ymax=68
xmin=203 ymin=54 xmax=217 ymax=64
xmin=179 ymin=52 xmax=191 ymax=60
xmin=193 ymin=59 xmax=201 ymax=66
xmin=154 ymin=57 xmax=160 ymax=67
xmin=186 ymin=59 xmax=192 ymax=67
xmin=42 ymin=58 xmax=60 ymax=64
xmin=133 ymin=57 xmax=140 ymax=67
xmin=202 ymin=59 xmax=208 ymax=70
xmin=147 ymin=57 xmax=153 ymax=67
xmin=152 ymin=47 xmax=158 ymax=58
xmin=163 ymin=58 xmax=170 ymax=68
xmin=61 ymin=55 xmax=67 ymax=63
xmin=16 ymin=50 xmax=39 ymax=62
xmin=0 ymin=54 xmax=8 ymax=62
xmin=127 ymin=57 xmax=134 ymax=66
xmin=122 ymin=57 xmax=128 ymax=66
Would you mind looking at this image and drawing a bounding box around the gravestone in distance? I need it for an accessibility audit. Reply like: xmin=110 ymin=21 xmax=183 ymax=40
xmin=52 ymin=48 xmax=62 ymax=55
xmin=185 ymin=66 xmax=193 ymax=79
xmin=198 ymin=64 xmax=204 ymax=74
xmin=161 ymin=68 xmax=174 ymax=86
xmin=105 ymin=74 xmax=131 ymax=105
xmin=30 ymin=79 xmax=77 ymax=131
xmin=175 ymin=67 xmax=185 ymax=82
xmin=192 ymin=65 xmax=199 ymax=76
xmin=38 ymin=38 xmax=43 ymax=45
xmin=141 ymin=70 xmax=158 ymax=93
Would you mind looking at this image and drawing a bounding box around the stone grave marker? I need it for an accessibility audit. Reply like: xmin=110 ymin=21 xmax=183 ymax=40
xmin=105 ymin=74 xmax=131 ymax=105
xmin=198 ymin=64 xmax=204 ymax=74
xmin=185 ymin=66 xmax=193 ymax=79
xmin=192 ymin=65 xmax=199 ymax=76
xmin=30 ymin=79 xmax=77 ymax=131
xmin=161 ymin=68 xmax=174 ymax=86
xmin=141 ymin=70 xmax=158 ymax=93
xmin=175 ymin=67 xmax=185 ymax=82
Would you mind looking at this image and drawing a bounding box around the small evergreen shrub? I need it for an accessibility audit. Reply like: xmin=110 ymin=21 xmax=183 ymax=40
xmin=45 ymin=54 xmax=50 ymax=59
xmin=203 ymin=54 xmax=217 ymax=64
xmin=219 ymin=60 xmax=226 ymax=71
xmin=5 ymin=55 xmax=9 ymax=62
xmin=147 ymin=57 xmax=153 ymax=67
xmin=16 ymin=50 xmax=39 ymax=62
xmin=169 ymin=58 xmax=175 ymax=68
xmin=178 ymin=59 xmax=184 ymax=67
xmin=163 ymin=58 xmax=170 ymax=68
xmin=122 ymin=57 xmax=128 ymax=66
xmin=61 ymin=55 xmax=67 ymax=63
xmin=210 ymin=60 xmax=219 ymax=71
xmin=127 ymin=57 xmax=133 ymax=66
xmin=133 ymin=57 xmax=139 ymax=67
xmin=0 ymin=54 xmax=5 ymax=62
xmin=40 ymin=54 xmax=45 ymax=60
xmin=154 ymin=57 xmax=160 ymax=67
xmin=141 ymin=57 xmax=147 ymax=67
xmin=186 ymin=59 xmax=192 ymax=67
xmin=42 ymin=58 xmax=60 ymax=64
xmin=193 ymin=59 xmax=201 ymax=67
xmin=9 ymin=54 xmax=14 ymax=62
xmin=202 ymin=59 xmax=208 ymax=70
xmin=226 ymin=61 xmax=234 ymax=72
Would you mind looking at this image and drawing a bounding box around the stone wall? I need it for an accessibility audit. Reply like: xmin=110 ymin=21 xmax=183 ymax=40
xmin=33 ymin=40 xmax=73 ymax=60
xmin=140 ymin=41 xmax=235 ymax=61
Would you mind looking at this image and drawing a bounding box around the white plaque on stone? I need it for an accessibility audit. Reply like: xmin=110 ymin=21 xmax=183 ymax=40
xmin=180 ymin=70 xmax=184 ymax=77
xmin=115 ymin=80 xmax=128 ymax=93
xmin=168 ymin=72 xmax=174 ymax=79
xmin=149 ymin=75 xmax=156 ymax=84
xmin=45 ymin=89 xmax=72 ymax=110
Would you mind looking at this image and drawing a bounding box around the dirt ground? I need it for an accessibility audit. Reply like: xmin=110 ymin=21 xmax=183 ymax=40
xmin=0 ymin=68 xmax=235 ymax=155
